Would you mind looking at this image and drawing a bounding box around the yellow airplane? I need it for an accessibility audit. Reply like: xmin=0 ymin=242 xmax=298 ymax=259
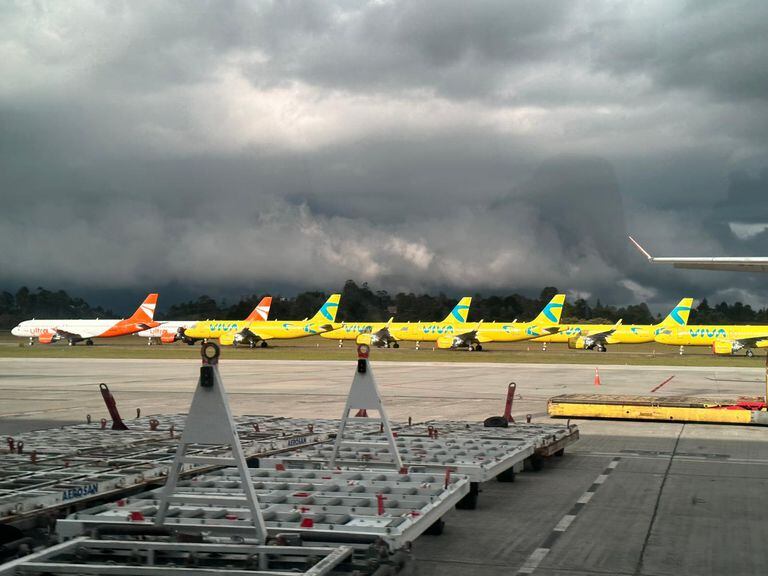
xmin=321 ymin=297 xmax=472 ymax=349
xmin=448 ymin=294 xmax=566 ymax=350
xmin=534 ymin=298 xmax=694 ymax=352
xmin=655 ymin=313 xmax=768 ymax=357
xmin=184 ymin=294 xmax=341 ymax=347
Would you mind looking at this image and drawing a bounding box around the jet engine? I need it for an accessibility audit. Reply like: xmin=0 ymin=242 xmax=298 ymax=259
xmin=712 ymin=341 xmax=736 ymax=355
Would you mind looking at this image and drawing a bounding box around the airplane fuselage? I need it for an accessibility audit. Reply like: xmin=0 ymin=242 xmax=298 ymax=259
xmin=137 ymin=321 xmax=198 ymax=339
xmin=533 ymin=324 xmax=659 ymax=344
xmin=12 ymin=319 xmax=154 ymax=340
xmin=476 ymin=322 xmax=560 ymax=342
xmin=655 ymin=325 xmax=768 ymax=346
xmin=185 ymin=320 xmax=333 ymax=341
xmin=323 ymin=322 xmax=471 ymax=343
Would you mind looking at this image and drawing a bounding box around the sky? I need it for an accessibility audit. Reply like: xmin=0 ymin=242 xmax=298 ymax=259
xmin=2 ymin=0 xmax=768 ymax=313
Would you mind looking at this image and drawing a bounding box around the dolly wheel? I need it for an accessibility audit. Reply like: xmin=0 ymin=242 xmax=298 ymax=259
xmin=424 ymin=518 xmax=445 ymax=536
xmin=497 ymin=468 xmax=516 ymax=483
xmin=456 ymin=483 xmax=479 ymax=509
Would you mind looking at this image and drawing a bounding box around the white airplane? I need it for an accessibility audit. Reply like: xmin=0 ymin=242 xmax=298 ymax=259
xmin=136 ymin=296 xmax=273 ymax=346
xmin=630 ymin=236 xmax=768 ymax=272
xmin=12 ymin=293 xmax=159 ymax=346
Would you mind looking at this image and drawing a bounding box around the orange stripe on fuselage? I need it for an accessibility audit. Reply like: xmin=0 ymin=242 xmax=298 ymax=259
xmin=99 ymin=320 xmax=160 ymax=338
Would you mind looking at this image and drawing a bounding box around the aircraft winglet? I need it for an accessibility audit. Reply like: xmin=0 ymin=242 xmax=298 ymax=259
xmin=628 ymin=236 xmax=654 ymax=260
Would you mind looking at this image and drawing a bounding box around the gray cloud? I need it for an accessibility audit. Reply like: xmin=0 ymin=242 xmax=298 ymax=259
xmin=1 ymin=0 xmax=768 ymax=312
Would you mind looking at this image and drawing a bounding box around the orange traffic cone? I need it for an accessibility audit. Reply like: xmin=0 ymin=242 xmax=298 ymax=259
xmin=594 ymin=367 xmax=601 ymax=387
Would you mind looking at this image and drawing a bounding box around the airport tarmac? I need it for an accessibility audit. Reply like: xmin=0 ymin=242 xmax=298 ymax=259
xmin=2 ymin=357 xmax=768 ymax=575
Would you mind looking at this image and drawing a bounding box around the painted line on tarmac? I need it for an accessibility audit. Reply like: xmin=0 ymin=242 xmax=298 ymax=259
xmin=581 ymin=450 xmax=768 ymax=466
xmin=650 ymin=374 xmax=675 ymax=393
xmin=516 ymin=456 xmax=621 ymax=575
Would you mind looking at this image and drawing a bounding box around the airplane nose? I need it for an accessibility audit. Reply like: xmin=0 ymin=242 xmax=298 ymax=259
xmin=11 ymin=326 xmax=21 ymax=336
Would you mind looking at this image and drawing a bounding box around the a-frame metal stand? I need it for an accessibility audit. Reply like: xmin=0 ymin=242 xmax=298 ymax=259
xmin=154 ymin=343 xmax=267 ymax=543
xmin=329 ymin=345 xmax=403 ymax=469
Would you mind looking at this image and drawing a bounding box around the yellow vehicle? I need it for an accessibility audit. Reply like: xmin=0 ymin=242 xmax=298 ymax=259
xmin=655 ymin=318 xmax=768 ymax=357
xmin=184 ymin=294 xmax=341 ymax=347
xmin=322 ymin=297 xmax=472 ymax=349
xmin=534 ymin=298 xmax=693 ymax=352
xmin=452 ymin=294 xmax=566 ymax=351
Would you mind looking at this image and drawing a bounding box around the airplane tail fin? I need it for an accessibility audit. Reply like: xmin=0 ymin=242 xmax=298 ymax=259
xmin=126 ymin=293 xmax=158 ymax=324
xmin=442 ymin=297 xmax=472 ymax=324
xmin=532 ymin=294 xmax=566 ymax=325
xmin=309 ymin=294 xmax=342 ymax=324
xmin=658 ymin=298 xmax=694 ymax=327
xmin=244 ymin=296 xmax=273 ymax=323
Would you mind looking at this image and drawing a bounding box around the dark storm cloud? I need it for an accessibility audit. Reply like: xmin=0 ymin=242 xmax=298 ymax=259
xmin=1 ymin=0 xmax=768 ymax=312
xmin=715 ymin=168 xmax=768 ymax=224
xmin=588 ymin=0 xmax=768 ymax=103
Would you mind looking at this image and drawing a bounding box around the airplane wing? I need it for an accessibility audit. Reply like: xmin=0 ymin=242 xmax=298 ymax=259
xmin=629 ymin=236 xmax=768 ymax=272
xmin=581 ymin=320 xmax=623 ymax=342
xmin=712 ymin=334 xmax=768 ymax=355
xmin=357 ymin=321 xmax=400 ymax=347
xmin=438 ymin=322 xmax=485 ymax=348
xmin=223 ymin=328 xmax=275 ymax=346
xmin=736 ymin=334 xmax=768 ymax=348
xmin=731 ymin=335 xmax=768 ymax=348
xmin=51 ymin=327 xmax=90 ymax=342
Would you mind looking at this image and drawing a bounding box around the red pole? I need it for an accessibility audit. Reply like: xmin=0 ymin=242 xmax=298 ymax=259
xmin=99 ymin=383 xmax=128 ymax=430
xmin=504 ymin=382 xmax=517 ymax=423
xmin=377 ymin=493 xmax=386 ymax=515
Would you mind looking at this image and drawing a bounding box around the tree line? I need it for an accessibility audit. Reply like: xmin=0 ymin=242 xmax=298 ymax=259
xmin=0 ymin=287 xmax=113 ymax=329
xmin=2 ymin=282 xmax=768 ymax=329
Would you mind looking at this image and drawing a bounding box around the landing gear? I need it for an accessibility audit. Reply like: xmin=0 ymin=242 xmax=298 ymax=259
xmin=260 ymin=341 xmax=268 ymax=348
xmin=28 ymin=338 xmax=34 ymax=346
xmin=596 ymin=344 xmax=607 ymax=352
xmin=85 ymin=339 xmax=94 ymax=346
xmin=475 ymin=344 xmax=483 ymax=352
xmin=392 ymin=342 xmax=400 ymax=349
xmin=68 ymin=339 xmax=75 ymax=346
xmin=747 ymin=349 xmax=755 ymax=357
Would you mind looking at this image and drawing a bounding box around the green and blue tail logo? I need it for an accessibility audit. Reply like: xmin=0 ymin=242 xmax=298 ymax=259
xmin=320 ymin=302 xmax=338 ymax=321
xmin=534 ymin=295 xmax=566 ymax=325
xmin=661 ymin=298 xmax=693 ymax=326
xmin=312 ymin=294 xmax=341 ymax=323
xmin=444 ymin=297 xmax=471 ymax=324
